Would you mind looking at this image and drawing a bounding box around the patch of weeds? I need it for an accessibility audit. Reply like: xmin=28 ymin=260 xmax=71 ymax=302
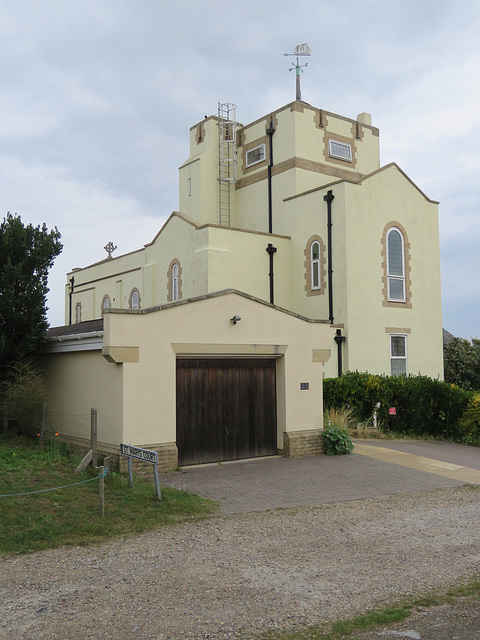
xmin=330 ymin=606 xmax=411 ymax=636
xmin=251 ymin=576 xmax=480 ymax=640
xmin=0 ymin=437 xmax=219 ymax=555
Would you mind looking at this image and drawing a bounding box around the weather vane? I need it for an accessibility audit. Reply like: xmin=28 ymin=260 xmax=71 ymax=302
xmin=283 ymin=43 xmax=311 ymax=101
xmin=104 ymin=241 xmax=117 ymax=258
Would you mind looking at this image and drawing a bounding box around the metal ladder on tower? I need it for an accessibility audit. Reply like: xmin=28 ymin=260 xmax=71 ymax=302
xmin=217 ymin=102 xmax=237 ymax=227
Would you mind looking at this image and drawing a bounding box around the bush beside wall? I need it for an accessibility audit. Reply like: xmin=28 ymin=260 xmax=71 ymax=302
xmin=323 ymin=372 xmax=474 ymax=443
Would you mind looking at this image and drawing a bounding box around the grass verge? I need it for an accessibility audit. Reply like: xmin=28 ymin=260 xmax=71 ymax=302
xmin=0 ymin=434 xmax=218 ymax=555
xmin=254 ymin=576 xmax=480 ymax=639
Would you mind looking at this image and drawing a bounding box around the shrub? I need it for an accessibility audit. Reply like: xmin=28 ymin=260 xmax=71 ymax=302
xmin=0 ymin=359 xmax=48 ymax=434
xmin=322 ymin=426 xmax=354 ymax=456
xmin=444 ymin=337 xmax=480 ymax=391
xmin=455 ymin=393 xmax=480 ymax=446
xmin=324 ymin=406 xmax=355 ymax=430
xmin=323 ymin=372 xmax=472 ymax=441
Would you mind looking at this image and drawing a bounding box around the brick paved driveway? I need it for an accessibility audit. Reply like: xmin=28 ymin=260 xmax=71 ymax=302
xmin=157 ymin=440 xmax=474 ymax=514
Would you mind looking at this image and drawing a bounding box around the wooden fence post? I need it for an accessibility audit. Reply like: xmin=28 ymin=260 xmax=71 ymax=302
xmin=98 ymin=464 xmax=105 ymax=517
xmin=98 ymin=456 xmax=110 ymax=517
xmin=39 ymin=402 xmax=47 ymax=449
xmin=91 ymin=408 xmax=97 ymax=468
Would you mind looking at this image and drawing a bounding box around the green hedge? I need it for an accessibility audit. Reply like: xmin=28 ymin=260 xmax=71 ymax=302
xmin=456 ymin=393 xmax=480 ymax=446
xmin=323 ymin=372 xmax=473 ymax=441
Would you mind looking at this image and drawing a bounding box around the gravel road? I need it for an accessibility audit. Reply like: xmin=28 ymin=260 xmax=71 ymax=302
xmin=1 ymin=486 xmax=479 ymax=640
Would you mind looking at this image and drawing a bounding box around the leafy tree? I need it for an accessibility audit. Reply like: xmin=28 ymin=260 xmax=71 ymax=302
xmin=0 ymin=213 xmax=62 ymax=372
xmin=443 ymin=337 xmax=480 ymax=391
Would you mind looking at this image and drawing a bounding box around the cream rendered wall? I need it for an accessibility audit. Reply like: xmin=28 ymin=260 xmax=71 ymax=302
xmin=103 ymin=292 xmax=331 ymax=448
xmin=179 ymin=117 xmax=234 ymax=227
xmin=41 ymin=350 xmax=124 ymax=445
xmin=341 ymin=166 xmax=443 ymax=378
xmin=233 ymin=103 xmax=380 ymax=237
xmin=65 ymin=249 xmax=145 ymax=323
xmin=282 ymin=182 xmax=348 ymax=327
xmin=200 ymin=226 xmax=292 ymax=308
xmin=145 ymin=214 xmax=200 ymax=302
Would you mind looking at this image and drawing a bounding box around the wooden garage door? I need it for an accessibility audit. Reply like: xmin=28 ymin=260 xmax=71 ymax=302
xmin=176 ymin=358 xmax=277 ymax=466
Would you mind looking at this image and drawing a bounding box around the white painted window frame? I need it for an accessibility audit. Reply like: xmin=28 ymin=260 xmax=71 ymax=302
xmin=387 ymin=227 xmax=406 ymax=302
xmin=246 ymin=143 xmax=266 ymax=167
xmin=390 ymin=334 xmax=408 ymax=376
xmin=311 ymin=241 xmax=321 ymax=290
xmin=328 ymin=139 xmax=352 ymax=162
xmin=131 ymin=290 xmax=139 ymax=310
xmin=172 ymin=263 xmax=179 ymax=301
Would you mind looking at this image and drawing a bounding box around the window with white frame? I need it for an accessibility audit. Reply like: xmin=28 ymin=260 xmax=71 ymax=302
xmin=101 ymin=295 xmax=110 ymax=311
xmin=390 ymin=335 xmax=407 ymax=376
xmin=387 ymin=227 xmax=405 ymax=301
xmin=172 ymin=263 xmax=179 ymax=301
xmin=311 ymin=241 xmax=321 ymax=290
xmin=129 ymin=289 xmax=140 ymax=310
xmin=246 ymin=143 xmax=266 ymax=167
xmin=329 ymin=139 xmax=352 ymax=162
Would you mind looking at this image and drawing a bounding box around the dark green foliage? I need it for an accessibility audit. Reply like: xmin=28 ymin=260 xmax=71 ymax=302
xmin=1 ymin=359 xmax=48 ymax=434
xmin=323 ymin=372 xmax=473 ymax=442
xmin=322 ymin=427 xmax=354 ymax=455
xmin=456 ymin=393 xmax=480 ymax=446
xmin=444 ymin=337 xmax=480 ymax=391
xmin=0 ymin=213 xmax=62 ymax=372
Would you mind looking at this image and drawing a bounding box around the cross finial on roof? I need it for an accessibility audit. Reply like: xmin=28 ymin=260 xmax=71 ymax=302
xmin=104 ymin=241 xmax=117 ymax=258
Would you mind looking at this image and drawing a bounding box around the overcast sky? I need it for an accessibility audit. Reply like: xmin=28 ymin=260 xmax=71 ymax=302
xmin=1 ymin=0 xmax=479 ymax=338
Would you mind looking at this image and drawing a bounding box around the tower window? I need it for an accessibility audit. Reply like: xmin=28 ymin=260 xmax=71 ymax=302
xmin=329 ymin=139 xmax=352 ymax=162
xmin=246 ymin=144 xmax=266 ymax=167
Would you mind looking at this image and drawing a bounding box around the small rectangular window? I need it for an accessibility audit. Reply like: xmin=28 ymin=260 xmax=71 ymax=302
xmin=390 ymin=335 xmax=407 ymax=376
xmin=329 ymin=140 xmax=352 ymax=162
xmin=246 ymin=144 xmax=266 ymax=167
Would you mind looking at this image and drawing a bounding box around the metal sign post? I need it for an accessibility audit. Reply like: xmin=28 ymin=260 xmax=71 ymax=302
xmin=120 ymin=444 xmax=161 ymax=499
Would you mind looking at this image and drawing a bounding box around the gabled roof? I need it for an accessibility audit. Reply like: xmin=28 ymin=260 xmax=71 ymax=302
xmin=284 ymin=162 xmax=439 ymax=204
xmin=356 ymin=163 xmax=439 ymax=204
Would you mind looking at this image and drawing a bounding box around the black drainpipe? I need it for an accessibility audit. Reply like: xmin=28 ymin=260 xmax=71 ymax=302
xmin=334 ymin=329 xmax=346 ymax=376
xmin=266 ymin=120 xmax=275 ymax=234
xmin=68 ymin=276 xmax=75 ymax=325
xmin=266 ymin=243 xmax=277 ymax=304
xmin=323 ymin=189 xmax=335 ymax=324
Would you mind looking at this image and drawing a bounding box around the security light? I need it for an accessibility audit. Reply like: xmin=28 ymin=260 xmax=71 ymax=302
xmin=231 ymin=315 xmax=241 ymax=324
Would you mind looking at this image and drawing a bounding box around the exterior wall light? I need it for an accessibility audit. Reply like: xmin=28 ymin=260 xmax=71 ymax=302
xmin=231 ymin=315 xmax=241 ymax=325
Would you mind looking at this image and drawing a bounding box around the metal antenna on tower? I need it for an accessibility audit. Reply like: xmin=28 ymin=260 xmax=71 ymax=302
xmin=283 ymin=43 xmax=311 ymax=101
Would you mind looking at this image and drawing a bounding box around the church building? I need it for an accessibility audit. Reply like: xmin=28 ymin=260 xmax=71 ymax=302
xmin=42 ymin=95 xmax=443 ymax=469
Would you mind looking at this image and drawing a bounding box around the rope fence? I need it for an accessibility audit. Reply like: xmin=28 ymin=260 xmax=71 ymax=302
xmin=0 ymin=468 xmax=108 ymax=498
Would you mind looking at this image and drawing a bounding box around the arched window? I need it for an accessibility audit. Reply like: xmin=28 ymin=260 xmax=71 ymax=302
xmin=304 ymin=236 xmax=325 ymax=297
xmin=101 ymin=295 xmax=111 ymax=311
xmin=129 ymin=288 xmax=140 ymax=310
xmin=311 ymin=241 xmax=321 ymax=290
xmin=172 ymin=263 xmax=178 ymax=302
xmin=167 ymin=259 xmax=182 ymax=302
xmin=387 ymin=228 xmax=405 ymax=302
